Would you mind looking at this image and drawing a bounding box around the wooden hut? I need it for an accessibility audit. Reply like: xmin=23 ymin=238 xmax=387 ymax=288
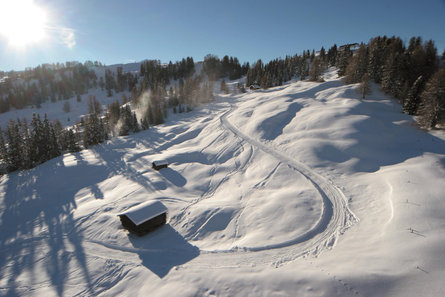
xmin=152 ymin=160 xmax=168 ymax=170
xmin=249 ymin=84 xmax=260 ymax=90
xmin=118 ymin=201 xmax=168 ymax=236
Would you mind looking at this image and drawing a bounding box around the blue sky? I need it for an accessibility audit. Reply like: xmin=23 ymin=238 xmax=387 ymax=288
xmin=1 ymin=0 xmax=444 ymax=71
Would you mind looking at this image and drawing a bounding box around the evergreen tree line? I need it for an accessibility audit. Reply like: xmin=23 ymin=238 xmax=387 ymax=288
xmin=337 ymin=36 xmax=445 ymax=128
xmin=106 ymin=100 xmax=143 ymax=137
xmin=0 ymin=104 xmax=139 ymax=173
xmin=245 ymin=49 xmax=326 ymax=88
xmin=0 ymin=54 xmax=244 ymax=115
xmin=134 ymin=75 xmax=215 ymax=131
xmin=243 ymin=36 xmax=444 ymax=128
xmin=202 ymin=54 xmax=249 ymax=81
xmin=139 ymin=58 xmax=195 ymax=90
xmin=0 ymin=62 xmax=101 ymax=113
xmin=1 ymin=39 xmax=443 ymax=173
xmin=166 ymin=76 xmax=215 ymax=110
xmin=0 ymin=55 xmax=226 ymax=174
xmin=102 ymin=68 xmax=138 ymax=97
xmin=0 ymin=114 xmax=80 ymax=172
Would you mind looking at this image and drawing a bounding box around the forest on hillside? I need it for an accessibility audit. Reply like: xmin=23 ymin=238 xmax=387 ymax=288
xmin=0 ymin=35 xmax=444 ymax=173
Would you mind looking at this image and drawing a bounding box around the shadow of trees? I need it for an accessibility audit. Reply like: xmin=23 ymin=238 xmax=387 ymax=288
xmin=335 ymin=99 xmax=443 ymax=172
xmin=311 ymin=90 xmax=445 ymax=172
xmin=158 ymin=168 xmax=187 ymax=187
xmin=0 ymin=126 xmax=193 ymax=295
xmin=0 ymin=154 xmax=104 ymax=296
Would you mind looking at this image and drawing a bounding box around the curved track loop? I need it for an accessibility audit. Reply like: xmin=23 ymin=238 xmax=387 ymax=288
xmin=194 ymin=105 xmax=359 ymax=259
xmin=85 ymin=103 xmax=358 ymax=268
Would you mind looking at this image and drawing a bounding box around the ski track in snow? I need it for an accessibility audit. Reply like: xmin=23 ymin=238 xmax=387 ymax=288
xmin=85 ymin=101 xmax=358 ymax=269
xmin=0 ymin=98 xmax=359 ymax=283
xmin=196 ymin=105 xmax=358 ymax=256
xmin=0 ymin=90 xmax=359 ymax=295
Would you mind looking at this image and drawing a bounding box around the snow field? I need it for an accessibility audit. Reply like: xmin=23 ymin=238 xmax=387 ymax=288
xmin=1 ymin=68 xmax=445 ymax=296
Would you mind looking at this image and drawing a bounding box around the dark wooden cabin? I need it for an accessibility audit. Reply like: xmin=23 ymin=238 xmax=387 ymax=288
xmin=152 ymin=160 xmax=168 ymax=170
xmin=118 ymin=201 xmax=168 ymax=236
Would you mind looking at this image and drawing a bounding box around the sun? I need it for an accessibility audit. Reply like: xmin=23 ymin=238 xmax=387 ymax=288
xmin=0 ymin=0 xmax=48 ymax=48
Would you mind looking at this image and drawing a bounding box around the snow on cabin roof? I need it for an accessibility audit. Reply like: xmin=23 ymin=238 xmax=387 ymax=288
xmin=119 ymin=200 xmax=167 ymax=226
xmin=153 ymin=160 xmax=168 ymax=166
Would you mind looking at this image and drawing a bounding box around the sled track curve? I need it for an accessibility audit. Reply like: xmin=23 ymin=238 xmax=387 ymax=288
xmin=196 ymin=105 xmax=359 ymax=260
xmin=81 ymin=104 xmax=358 ymax=268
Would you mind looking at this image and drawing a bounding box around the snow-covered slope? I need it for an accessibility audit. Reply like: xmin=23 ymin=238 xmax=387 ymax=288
xmin=1 ymin=69 xmax=444 ymax=296
xmin=0 ymin=69 xmax=132 ymax=130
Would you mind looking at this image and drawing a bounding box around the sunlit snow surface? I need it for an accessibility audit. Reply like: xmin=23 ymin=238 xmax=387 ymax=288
xmin=1 ymin=68 xmax=445 ymax=296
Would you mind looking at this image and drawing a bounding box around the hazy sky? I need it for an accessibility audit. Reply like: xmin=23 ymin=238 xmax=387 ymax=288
xmin=0 ymin=0 xmax=444 ymax=71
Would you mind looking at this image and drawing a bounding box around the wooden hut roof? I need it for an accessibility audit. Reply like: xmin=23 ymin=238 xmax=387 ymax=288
xmin=118 ymin=201 xmax=167 ymax=226
xmin=152 ymin=160 xmax=168 ymax=166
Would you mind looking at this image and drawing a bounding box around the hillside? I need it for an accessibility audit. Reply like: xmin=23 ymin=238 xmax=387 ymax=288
xmin=1 ymin=68 xmax=444 ymax=297
xmin=0 ymin=62 xmax=138 ymax=129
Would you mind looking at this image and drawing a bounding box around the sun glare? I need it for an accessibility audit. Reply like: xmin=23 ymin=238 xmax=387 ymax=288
xmin=0 ymin=0 xmax=48 ymax=48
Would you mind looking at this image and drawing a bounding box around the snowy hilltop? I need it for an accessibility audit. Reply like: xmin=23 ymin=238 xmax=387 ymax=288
xmin=1 ymin=67 xmax=444 ymax=296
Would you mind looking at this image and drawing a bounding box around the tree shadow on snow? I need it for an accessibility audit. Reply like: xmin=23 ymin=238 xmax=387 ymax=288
xmin=0 ymin=137 xmax=195 ymax=295
xmin=128 ymin=224 xmax=199 ymax=278
xmin=91 ymin=145 xmax=166 ymax=192
xmin=314 ymin=97 xmax=445 ymax=173
xmin=257 ymin=102 xmax=303 ymax=141
xmin=0 ymin=154 xmax=103 ymax=296
xmin=158 ymin=167 xmax=187 ymax=187
xmin=345 ymin=99 xmax=445 ymax=172
xmin=0 ymin=104 xmax=223 ymax=295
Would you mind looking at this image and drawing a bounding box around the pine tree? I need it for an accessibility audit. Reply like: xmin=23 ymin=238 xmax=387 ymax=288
xmin=367 ymin=37 xmax=385 ymax=83
xmin=105 ymin=69 xmax=116 ymax=97
xmin=336 ymin=46 xmax=353 ymax=76
xmin=0 ymin=127 xmax=7 ymax=171
xmin=19 ymin=119 xmax=32 ymax=169
xmin=83 ymin=114 xmax=101 ymax=147
xmin=299 ymin=58 xmax=308 ymax=80
xmin=30 ymin=114 xmax=45 ymax=166
xmin=309 ymin=57 xmax=323 ymax=82
xmin=344 ymin=43 xmax=368 ymax=84
xmin=5 ymin=120 xmax=22 ymax=171
xmin=66 ymin=129 xmax=80 ymax=152
xmin=403 ymin=75 xmax=425 ymax=115
xmin=358 ymin=73 xmax=371 ymax=99
xmin=423 ymin=40 xmax=438 ymax=78
xmin=319 ymin=47 xmax=326 ymax=65
xmin=100 ymin=118 xmax=108 ymax=141
xmin=141 ymin=116 xmax=149 ymax=130
xmin=48 ymin=123 xmax=61 ymax=159
xmin=203 ymin=54 xmax=221 ymax=81
xmin=327 ymin=44 xmax=338 ymax=67
xmin=381 ymin=52 xmax=405 ymax=99
xmin=42 ymin=114 xmax=52 ymax=162
xmin=418 ymin=68 xmax=445 ymax=128
xmin=118 ymin=106 xmax=132 ymax=136
xmin=132 ymin=113 xmax=140 ymax=133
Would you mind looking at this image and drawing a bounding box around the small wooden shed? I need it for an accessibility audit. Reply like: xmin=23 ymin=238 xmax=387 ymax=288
xmin=118 ymin=201 xmax=168 ymax=236
xmin=152 ymin=160 xmax=168 ymax=170
xmin=249 ymin=84 xmax=260 ymax=90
